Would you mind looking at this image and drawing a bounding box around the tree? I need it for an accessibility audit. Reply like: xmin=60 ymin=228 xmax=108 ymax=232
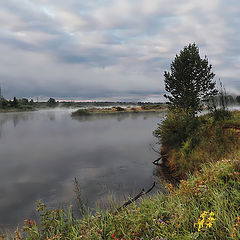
xmin=47 ymin=98 xmax=57 ymax=107
xmin=236 ymin=96 xmax=240 ymax=104
xmin=12 ymin=97 xmax=18 ymax=107
xmin=0 ymin=98 xmax=8 ymax=109
xmin=227 ymin=95 xmax=234 ymax=105
xmin=164 ymin=43 xmax=217 ymax=115
xmin=20 ymin=98 xmax=29 ymax=105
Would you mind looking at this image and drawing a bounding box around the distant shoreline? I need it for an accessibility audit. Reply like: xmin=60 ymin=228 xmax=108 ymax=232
xmin=0 ymin=98 xmax=167 ymax=113
xmin=0 ymin=108 xmax=36 ymax=113
xmin=71 ymin=105 xmax=168 ymax=116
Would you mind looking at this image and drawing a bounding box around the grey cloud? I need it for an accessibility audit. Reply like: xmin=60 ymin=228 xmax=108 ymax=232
xmin=0 ymin=0 xmax=240 ymax=100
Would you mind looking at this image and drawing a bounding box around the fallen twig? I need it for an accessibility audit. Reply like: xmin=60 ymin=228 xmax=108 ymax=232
xmin=117 ymin=182 xmax=156 ymax=212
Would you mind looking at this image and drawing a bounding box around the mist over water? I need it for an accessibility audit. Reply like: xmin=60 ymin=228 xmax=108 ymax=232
xmin=0 ymin=109 xmax=165 ymax=229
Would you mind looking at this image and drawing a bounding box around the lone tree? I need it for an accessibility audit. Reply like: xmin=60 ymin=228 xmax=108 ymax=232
xmin=47 ymin=97 xmax=57 ymax=107
xmin=164 ymin=43 xmax=217 ymax=115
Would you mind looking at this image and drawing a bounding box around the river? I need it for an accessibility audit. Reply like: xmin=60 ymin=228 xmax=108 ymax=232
xmin=0 ymin=109 xmax=165 ymax=230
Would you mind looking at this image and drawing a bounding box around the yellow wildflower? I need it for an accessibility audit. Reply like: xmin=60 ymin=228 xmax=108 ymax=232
xmin=209 ymin=211 xmax=215 ymax=217
xmin=197 ymin=218 xmax=204 ymax=232
xmin=195 ymin=211 xmax=216 ymax=232
xmin=200 ymin=211 xmax=208 ymax=219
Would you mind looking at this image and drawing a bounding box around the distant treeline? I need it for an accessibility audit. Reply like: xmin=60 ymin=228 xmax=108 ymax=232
xmin=43 ymin=99 xmax=167 ymax=108
xmin=58 ymin=100 xmax=166 ymax=108
xmin=0 ymin=97 xmax=35 ymax=111
xmin=0 ymin=96 xmax=166 ymax=111
xmin=0 ymin=95 xmax=240 ymax=111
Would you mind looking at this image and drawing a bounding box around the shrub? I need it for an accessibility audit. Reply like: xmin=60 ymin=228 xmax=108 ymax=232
xmin=115 ymin=106 xmax=124 ymax=111
xmin=141 ymin=105 xmax=163 ymax=110
xmin=71 ymin=109 xmax=90 ymax=116
xmin=141 ymin=105 xmax=153 ymax=110
xmin=154 ymin=109 xmax=200 ymax=149
xmin=212 ymin=108 xmax=232 ymax=121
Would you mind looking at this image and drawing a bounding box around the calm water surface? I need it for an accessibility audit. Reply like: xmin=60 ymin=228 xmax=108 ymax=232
xmin=0 ymin=109 xmax=165 ymax=229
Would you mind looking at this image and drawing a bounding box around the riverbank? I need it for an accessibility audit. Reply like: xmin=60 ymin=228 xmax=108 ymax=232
xmin=71 ymin=105 xmax=168 ymax=116
xmin=0 ymin=107 xmax=36 ymax=113
xmin=5 ymin=154 xmax=240 ymax=239
xmin=154 ymin=110 xmax=240 ymax=179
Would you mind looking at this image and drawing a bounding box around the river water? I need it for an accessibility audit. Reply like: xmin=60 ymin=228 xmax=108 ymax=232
xmin=0 ymin=109 xmax=165 ymax=230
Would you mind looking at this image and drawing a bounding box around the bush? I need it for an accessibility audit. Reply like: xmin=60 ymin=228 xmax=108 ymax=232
xmin=212 ymin=108 xmax=232 ymax=121
xmin=0 ymin=98 xmax=8 ymax=108
xmin=71 ymin=109 xmax=90 ymax=116
xmin=115 ymin=106 xmax=124 ymax=111
xmin=47 ymin=98 xmax=57 ymax=107
xmin=141 ymin=105 xmax=163 ymax=110
xmin=154 ymin=109 xmax=200 ymax=149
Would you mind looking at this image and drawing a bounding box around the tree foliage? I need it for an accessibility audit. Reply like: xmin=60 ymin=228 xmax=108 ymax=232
xmin=11 ymin=96 xmax=18 ymax=107
xmin=47 ymin=98 xmax=57 ymax=107
xmin=164 ymin=43 xmax=217 ymax=115
xmin=236 ymin=96 xmax=240 ymax=104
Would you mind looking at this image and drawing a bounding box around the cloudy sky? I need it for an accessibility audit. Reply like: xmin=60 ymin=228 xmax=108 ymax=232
xmin=0 ymin=0 xmax=239 ymax=101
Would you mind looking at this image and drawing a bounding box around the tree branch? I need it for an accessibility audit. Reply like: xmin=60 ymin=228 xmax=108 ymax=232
xmin=117 ymin=182 xmax=156 ymax=212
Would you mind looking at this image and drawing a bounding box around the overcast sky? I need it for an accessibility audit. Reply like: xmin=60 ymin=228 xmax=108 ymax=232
xmin=0 ymin=0 xmax=239 ymax=101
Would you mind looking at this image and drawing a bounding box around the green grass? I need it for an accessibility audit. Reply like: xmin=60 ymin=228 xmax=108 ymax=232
xmin=3 ymin=156 xmax=240 ymax=239
xmin=154 ymin=110 xmax=240 ymax=178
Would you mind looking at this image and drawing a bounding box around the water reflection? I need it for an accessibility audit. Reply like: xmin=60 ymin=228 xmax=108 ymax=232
xmin=47 ymin=112 xmax=56 ymax=122
xmin=0 ymin=109 xmax=165 ymax=230
xmin=0 ymin=113 xmax=33 ymax=138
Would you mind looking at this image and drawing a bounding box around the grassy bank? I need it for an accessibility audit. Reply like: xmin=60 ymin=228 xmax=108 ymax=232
xmin=71 ymin=105 xmax=167 ymax=117
xmin=154 ymin=110 xmax=240 ymax=179
xmin=3 ymin=155 xmax=240 ymax=239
